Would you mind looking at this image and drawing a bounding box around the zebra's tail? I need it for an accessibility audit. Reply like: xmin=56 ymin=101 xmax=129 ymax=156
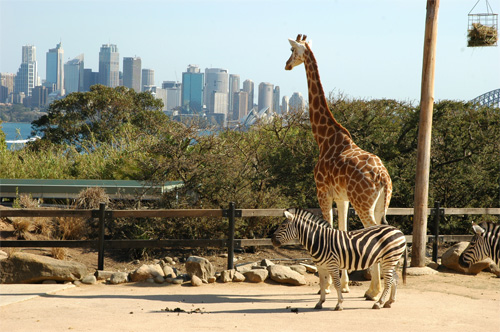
xmin=402 ymin=245 xmax=408 ymax=285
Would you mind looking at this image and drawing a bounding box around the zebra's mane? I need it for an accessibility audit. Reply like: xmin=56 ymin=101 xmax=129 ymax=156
xmin=290 ymin=208 xmax=332 ymax=228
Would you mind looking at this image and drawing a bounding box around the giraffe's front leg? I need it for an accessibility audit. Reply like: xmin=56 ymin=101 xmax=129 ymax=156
xmin=336 ymin=200 xmax=350 ymax=294
xmin=365 ymin=263 xmax=382 ymax=301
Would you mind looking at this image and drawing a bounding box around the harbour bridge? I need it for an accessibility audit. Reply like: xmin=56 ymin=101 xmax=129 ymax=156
xmin=471 ymin=88 xmax=500 ymax=108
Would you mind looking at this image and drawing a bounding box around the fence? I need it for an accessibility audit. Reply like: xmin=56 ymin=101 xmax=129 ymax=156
xmin=0 ymin=202 xmax=499 ymax=270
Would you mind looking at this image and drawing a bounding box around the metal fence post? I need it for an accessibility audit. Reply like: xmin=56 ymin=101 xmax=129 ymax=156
xmin=227 ymin=202 xmax=236 ymax=270
xmin=432 ymin=201 xmax=441 ymax=263
xmin=97 ymin=203 xmax=106 ymax=271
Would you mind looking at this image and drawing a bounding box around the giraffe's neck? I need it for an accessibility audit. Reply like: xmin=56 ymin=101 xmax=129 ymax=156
xmin=303 ymin=45 xmax=352 ymax=151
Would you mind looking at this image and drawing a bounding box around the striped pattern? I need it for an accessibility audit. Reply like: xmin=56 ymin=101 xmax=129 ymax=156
xmin=459 ymin=222 xmax=500 ymax=268
xmin=272 ymin=208 xmax=406 ymax=310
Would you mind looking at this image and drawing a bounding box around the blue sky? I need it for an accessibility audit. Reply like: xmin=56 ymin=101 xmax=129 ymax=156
xmin=1 ymin=0 xmax=499 ymax=103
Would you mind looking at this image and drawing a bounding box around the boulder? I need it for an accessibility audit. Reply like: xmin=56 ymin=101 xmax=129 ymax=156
xmin=95 ymin=270 xmax=114 ymax=281
xmin=185 ymin=256 xmax=215 ymax=281
xmin=300 ymin=263 xmax=318 ymax=273
xmin=261 ymin=259 xmax=275 ymax=267
xmin=268 ymin=265 xmax=306 ymax=286
xmin=233 ymin=271 xmax=245 ymax=282
xmin=191 ymin=275 xmax=203 ymax=286
xmin=220 ymin=269 xmax=235 ymax=283
xmin=236 ymin=262 xmax=258 ymax=274
xmin=244 ymin=269 xmax=269 ymax=283
xmin=290 ymin=265 xmax=307 ymax=275
xmin=161 ymin=265 xmax=177 ymax=278
xmin=109 ymin=272 xmax=129 ymax=284
xmin=0 ymin=252 xmax=87 ymax=284
xmin=441 ymin=242 xmax=492 ymax=275
xmin=81 ymin=274 xmax=97 ymax=285
xmin=129 ymin=264 xmax=164 ymax=282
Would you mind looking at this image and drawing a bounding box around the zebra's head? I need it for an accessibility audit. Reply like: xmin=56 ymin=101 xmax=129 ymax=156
xmin=458 ymin=223 xmax=488 ymax=268
xmin=272 ymin=209 xmax=298 ymax=247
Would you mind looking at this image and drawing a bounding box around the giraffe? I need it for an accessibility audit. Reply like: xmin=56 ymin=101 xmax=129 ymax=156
xmin=285 ymin=34 xmax=393 ymax=300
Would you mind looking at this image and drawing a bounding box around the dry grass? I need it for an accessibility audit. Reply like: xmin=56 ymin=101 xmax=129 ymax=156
xmin=468 ymin=23 xmax=498 ymax=46
xmin=51 ymin=247 xmax=67 ymax=260
xmin=32 ymin=218 xmax=55 ymax=238
xmin=56 ymin=217 xmax=88 ymax=240
xmin=12 ymin=218 xmax=32 ymax=239
xmin=16 ymin=193 xmax=40 ymax=209
xmin=76 ymin=187 xmax=110 ymax=210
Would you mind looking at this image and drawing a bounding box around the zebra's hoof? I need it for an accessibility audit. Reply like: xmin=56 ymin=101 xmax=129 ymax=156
xmin=364 ymin=293 xmax=378 ymax=301
xmin=314 ymin=303 xmax=323 ymax=310
xmin=334 ymin=305 xmax=343 ymax=311
xmin=383 ymin=302 xmax=392 ymax=309
xmin=341 ymin=287 xmax=350 ymax=293
xmin=372 ymin=303 xmax=381 ymax=310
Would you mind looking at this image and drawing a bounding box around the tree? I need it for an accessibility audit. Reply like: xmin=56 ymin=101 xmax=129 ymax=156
xmin=31 ymin=85 xmax=166 ymax=149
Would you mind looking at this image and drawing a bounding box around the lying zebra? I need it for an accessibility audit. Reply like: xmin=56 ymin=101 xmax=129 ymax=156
xmin=272 ymin=208 xmax=407 ymax=310
xmin=459 ymin=222 xmax=500 ymax=272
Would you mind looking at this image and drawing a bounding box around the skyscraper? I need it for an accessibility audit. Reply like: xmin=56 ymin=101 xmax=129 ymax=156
xmin=181 ymin=64 xmax=204 ymax=113
xmin=281 ymin=95 xmax=289 ymax=114
xmin=233 ymin=90 xmax=249 ymax=120
xmin=289 ymin=92 xmax=306 ymax=112
xmin=142 ymin=68 xmax=154 ymax=91
xmin=273 ymin=86 xmax=280 ymax=113
xmin=46 ymin=42 xmax=64 ymax=95
xmin=64 ymin=54 xmax=84 ymax=94
xmin=14 ymin=45 xmax=38 ymax=97
xmin=228 ymin=74 xmax=240 ymax=115
xmin=204 ymin=68 xmax=228 ymax=115
xmin=99 ymin=44 xmax=119 ymax=87
xmin=242 ymin=79 xmax=254 ymax=111
xmin=258 ymin=82 xmax=273 ymax=112
xmin=0 ymin=73 xmax=15 ymax=102
xmin=123 ymin=57 xmax=142 ymax=92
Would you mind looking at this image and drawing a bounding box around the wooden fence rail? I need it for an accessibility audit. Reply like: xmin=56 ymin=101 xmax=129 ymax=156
xmin=0 ymin=204 xmax=498 ymax=270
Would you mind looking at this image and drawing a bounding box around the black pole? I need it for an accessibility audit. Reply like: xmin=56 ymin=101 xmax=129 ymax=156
xmin=97 ymin=202 xmax=106 ymax=271
xmin=432 ymin=201 xmax=440 ymax=263
xmin=227 ymin=202 xmax=236 ymax=270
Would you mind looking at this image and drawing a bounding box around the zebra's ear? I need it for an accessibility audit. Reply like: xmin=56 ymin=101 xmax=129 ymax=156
xmin=284 ymin=211 xmax=294 ymax=220
xmin=472 ymin=223 xmax=485 ymax=235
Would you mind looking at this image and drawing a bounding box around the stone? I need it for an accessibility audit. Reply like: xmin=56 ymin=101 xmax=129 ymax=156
xmin=161 ymin=265 xmax=177 ymax=278
xmin=109 ymin=272 xmax=129 ymax=284
xmin=261 ymin=259 xmax=275 ymax=267
xmin=0 ymin=252 xmax=87 ymax=283
xmin=154 ymin=276 xmax=165 ymax=284
xmin=244 ymin=269 xmax=269 ymax=283
xmin=163 ymin=256 xmax=175 ymax=265
xmin=95 ymin=270 xmax=114 ymax=280
xmin=300 ymin=263 xmax=318 ymax=273
xmin=236 ymin=262 xmax=258 ymax=274
xmin=207 ymin=276 xmax=217 ymax=283
xmin=406 ymin=267 xmax=438 ymax=276
xmin=81 ymin=274 xmax=97 ymax=285
xmin=171 ymin=278 xmax=184 ymax=285
xmin=268 ymin=265 xmax=306 ymax=286
xmin=191 ymin=275 xmax=203 ymax=286
xmin=185 ymin=256 xmax=215 ymax=281
xmin=129 ymin=264 xmax=164 ymax=282
xmin=441 ymin=242 xmax=492 ymax=275
xmin=290 ymin=265 xmax=307 ymax=275
xmin=233 ymin=271 xmax=245 ymax=282
xmin=220 ymin=269 xmax=235 ymax=283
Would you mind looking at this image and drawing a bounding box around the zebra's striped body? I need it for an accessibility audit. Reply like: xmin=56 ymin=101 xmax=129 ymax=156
xmin=459 ymin=222 xmax=500 ymax=270
xmin=272 ymin=208 xmax=406 ymax=310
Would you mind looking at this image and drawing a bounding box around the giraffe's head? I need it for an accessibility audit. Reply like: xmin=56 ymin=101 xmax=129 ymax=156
xmin=285 ymin=34 xmax=309 ymax=71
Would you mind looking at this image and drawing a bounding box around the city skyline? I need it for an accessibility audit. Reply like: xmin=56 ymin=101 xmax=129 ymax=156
xmin=1 ymin=0 xmax=499 ymax=103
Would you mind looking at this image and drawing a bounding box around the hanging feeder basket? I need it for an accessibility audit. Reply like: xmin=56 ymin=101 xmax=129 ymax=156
xmin=468 ymin=0 xmax=498 ymax=47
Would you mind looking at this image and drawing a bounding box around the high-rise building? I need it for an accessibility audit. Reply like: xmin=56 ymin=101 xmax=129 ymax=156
xmin=273 ymin=86 xmax=280 ymax=113
xmin=31 ymin=86 xmax=48 ymax=107
xmin=228 ymin=74 xmax=240 ymax=115
xmin=242 ymin=79 xmax=254 ymax=111
xmin=64 ymin=54 xmax=84 ymax=94
xmin=233 ymin=90 xmax=249 ymax=120
xmin=0 ymin=73 xmax=15 ymax=102
xmin=204 ymin=68 xmax=228 ymax=114
xmin=99 ymin=44 xmax=119 ymax=87
xmin=289 ymin=92 xmax=306 ymax=112
xmin=83 ymin=69 xmax=99 ymax=92
xmin=258 ymin=82 xmax=274 ymax=112
xmin=123 ymin=57 xmax=142 ymax=92
xmin=14 ymin=45 xmax=38 ymax=97
xmin=181 ymin=65 xmax=204 ymax=113
xmin=163 ymin=81 xmax=182 ymax=112
xmin=46 ymin=42 xmax=64 ymax=95
xmin=281 ymin=95 xmax=289 ymax=114
xmin=142 ymin=68 xmax=154 ymax=91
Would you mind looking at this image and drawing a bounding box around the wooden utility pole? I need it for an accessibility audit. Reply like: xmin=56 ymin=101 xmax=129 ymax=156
xmin=412 ymin=0 xmax=440 ymax=267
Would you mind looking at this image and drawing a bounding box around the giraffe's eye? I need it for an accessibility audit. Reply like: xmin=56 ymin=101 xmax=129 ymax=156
xmin=291 ymin=48 xmax=293 ymax=52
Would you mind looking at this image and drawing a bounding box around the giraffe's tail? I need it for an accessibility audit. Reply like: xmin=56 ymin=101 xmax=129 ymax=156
xmin=381 ymin=179 xmax=392 ymax=225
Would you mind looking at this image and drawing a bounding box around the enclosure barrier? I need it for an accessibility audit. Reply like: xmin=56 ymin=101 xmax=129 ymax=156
xmin=0 ymin=203 xmax=499 ymax=270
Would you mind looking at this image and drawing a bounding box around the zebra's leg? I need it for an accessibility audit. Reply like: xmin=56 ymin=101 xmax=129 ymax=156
xmin=315 ymin=266 xmax=331 ymax=309
xmin=383 ymin=271 xmax=399 ymax=308
xmin=331 ymin=267 xmax=344 ymax=311
xmin=373 ymin=266 xmax=393 ymax=309
xmin=336 ymin=200 xmax=350 ymax=293
xmin=365 ymin=263 xmax=382 ymax=301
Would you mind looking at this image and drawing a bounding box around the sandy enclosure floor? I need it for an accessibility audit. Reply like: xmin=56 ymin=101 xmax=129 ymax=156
xmin=1 ymin=272 xmax=499 ymax=332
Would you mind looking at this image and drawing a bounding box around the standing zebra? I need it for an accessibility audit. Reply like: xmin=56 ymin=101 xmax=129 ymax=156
xmin=272 ymin=208 xmax=407 ymax=310
xmin=459 ymin=222 xmax=500 ymax=270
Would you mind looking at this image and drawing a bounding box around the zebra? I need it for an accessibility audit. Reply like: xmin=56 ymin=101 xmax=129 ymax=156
xmin=272 ymin=208 xmax=407 ymax=310
xmin=459 ymin=222 xmax=500 ymax=270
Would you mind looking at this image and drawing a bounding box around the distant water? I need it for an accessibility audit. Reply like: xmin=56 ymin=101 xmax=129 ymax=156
xmin=1 ymin=122 xmax=34 ymax=149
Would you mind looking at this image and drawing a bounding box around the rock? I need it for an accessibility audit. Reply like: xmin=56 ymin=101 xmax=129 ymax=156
xmin=129 ymin=264 xmax=164 ymax=282
xmin=42 ymin=280 xmax=57 ymax=284
xmin=244 ymin=269 xmax=269 ymax=283
xmin=0 ymin=252 xmax=87 ymax=283
xmin=95 ymin=270 xmax=114 ymax=280
xmin=233 ymin=271 xmax=245 ymax=282
xmin=290 ymin=265 xmax=307 ymax=275
xmin=171 ymin=278 xmax=184 ymax=285
xmin=261 ymin=259 xmax=275 ymax=267
xmin=109 ymin=272 xmax=129 ymax=284
xmin=81 ymin=274 xmax=97 ymax=285
xmin=163 ymin=257 xmax=175 ymax=265
xmin=191 ymin=275 xmax=203 ymax=286
xmin=427 ymin=262 xmax=440 ymax=270
xmin=236 ymin=262 xmax=258 ymax=274
xmin=154 ymin=276 xmax=165 ymax=284
xmin=406 ymin=267 xmax=438 ymax=276
xmin=161 ymin=265 xmax=177 ymax=278
xmin=268 ymin=265 xmax=306 ymax=286
xmin=220 ymin=269 xmax=235 ymax=283
xmin=0 ymin=250 xmax=8 ymax=261
xmin=441 ymin=242 xmax=492 ymax=274
xmin=300 ymin=263 xmax=318 ymax=273
xmin=185 ymin=256 xmax=215 ymax=281
xmin=207 ymin=276 xmax=217 ymax=283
